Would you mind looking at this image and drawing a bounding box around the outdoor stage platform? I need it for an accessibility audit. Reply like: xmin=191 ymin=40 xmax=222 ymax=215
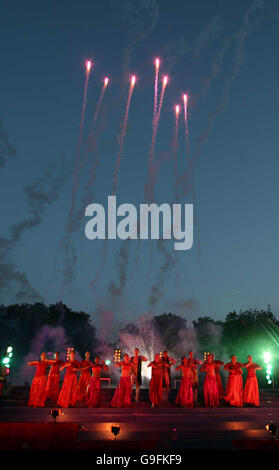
xmin=1 ymin=388 xmax=279 ymax=450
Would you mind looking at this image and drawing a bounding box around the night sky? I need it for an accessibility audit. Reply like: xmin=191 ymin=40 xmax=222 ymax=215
xmin=1 ymin=0 xmax=279 ymax=327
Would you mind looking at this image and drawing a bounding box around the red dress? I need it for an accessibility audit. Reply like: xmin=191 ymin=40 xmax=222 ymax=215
xmin=224 ymin=363 xmax=243 ymax=407
xmin=87 ymin=376 xmax=101 ymax=407
xmin=202 ymin=363 xmax=219 ymax=407
xmin=77 ymin=360 xmax=92 ymax=402
xmin=28 ymin=362 xmax=48 ymax=407
xmin=243 ymin=364 xmax=260 ymax=406
xmin=45 ymin=360 xmax=64 ymax=402
xmin=149 ymin=363 xmax=163 ymax=405
xmin=175 ymin=375 xmax=194 ymax=407
xmin=111 ymin=376 xmax=132 ymax=408
xmin=214 ymin=361 xmax=224 ymax=400
xmin=57 ymin=360 xmax=80 ymax=408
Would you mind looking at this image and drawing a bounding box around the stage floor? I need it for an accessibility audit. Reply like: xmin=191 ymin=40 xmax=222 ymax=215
xmin=1 ymin=389 xmax=279 ymax=450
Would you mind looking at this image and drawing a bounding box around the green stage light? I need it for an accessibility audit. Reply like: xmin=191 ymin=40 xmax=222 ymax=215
xmin=268 ymin=380 xmax=272 ymax=385
xmin=7 ymin=347 xmax=12 ymax=354
xmin=2 ymin=358 xmax=10 ymax=365
xmin=264 ymin=352 xmax=271 ymax=363
xmin=266 ymin=375 xmax=270 ymax=380
xmin=8 ymin=353 xmax=13 ymax=358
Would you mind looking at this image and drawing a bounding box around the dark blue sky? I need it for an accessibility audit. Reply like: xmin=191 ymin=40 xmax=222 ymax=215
xmin=1 ymin=0 xmax=279 ymax=327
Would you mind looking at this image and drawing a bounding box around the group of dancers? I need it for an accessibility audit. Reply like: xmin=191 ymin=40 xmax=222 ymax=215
xmin=27 ymin=348 xmax=262 ymax=409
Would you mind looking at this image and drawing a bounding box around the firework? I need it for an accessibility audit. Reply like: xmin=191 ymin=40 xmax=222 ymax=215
xmin=145 ymin=74 xmax=168 ymax=202
xmin=112 ymin=74 xmax=136 ymax=195
xmin=67 ymin=60 xmax=93 ymax=233
xmin=153 ymin=58 xmax=160 ymax=128
xmin=81 ymin=77 xmax=109 ymax=167
xmin=183 ymin=93 xmax=190 ymax=155
xmin=174 ymin=104 xmax=180 ymax=200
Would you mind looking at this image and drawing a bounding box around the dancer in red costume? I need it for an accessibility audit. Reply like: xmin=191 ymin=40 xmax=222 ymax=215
xmin=211 ymin=353 xmax=224 ymax=400
xmin=161 ymin=351 xmax=176 ymax=402
xmin=86 ymin=356 xmax=108 ymax=407
xmin=148 ymin=354 xmax=163 ymax=408
xmin=243 ymin=355 xmax=262 ymax=407
xmin=57 ymin=351 xmax=80 ymax=408
xmin=28 ymin=352 xmax=49 ymax=407
xmin=187 ymin=351 xmax=202 ymax=403
xmin=200 ymin=354 xmax=219 ymax=407
xmin=77 ymin=351 xmax=93 ymax=402
xmin=131 ymin=348 xmax=148 ymax=403
xmin=45 ymin=352 xmax=64 ymax=402
xmin=175 ymin=357 xmax=194 ymax=408
xmin=111 ymin=354 xmax=132 ymax=408
xmin=224 ymin=355 xmax=244 ymax=407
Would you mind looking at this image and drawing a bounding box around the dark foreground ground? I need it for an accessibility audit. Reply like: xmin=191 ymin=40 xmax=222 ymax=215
xmin=1 ymin=386 xmax=279 ymax=452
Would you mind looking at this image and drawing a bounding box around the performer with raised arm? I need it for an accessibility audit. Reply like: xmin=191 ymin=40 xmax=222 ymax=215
xmin=243 ymin=355 xmax=262 ymax=407
xmin=131 ymin=348 xmax=148 ymax=403
xmin=86 ymin=356 xmax=108 ymax=407
xmin=28 ymin=352 xmax=49 ymax=407
xmin=187 ymin=351 xmax=202 ymax=403
xmin=161 ymin=351 xmax=176 ymax=402
xmin=224 ymin=355 xmax=244 ymax=407
xmin=57 ymin=351 xmax=80 ymax=408
xmin=45 ymin=352 xmax=64 ymax=402
xmin=175 ymin=357 xmax=194 ymax=408
xmin=211 ymin=353 xmax=224 ymax=400
xmin=77 ymin=351 xmax=93 ymax=402
xmin=200 ymin=353 xmax=219 ymax=407
xmin=148 ymin=354 xmax=163 ymax=408
xmin=111 ymin=354 xmax=132 ymax=408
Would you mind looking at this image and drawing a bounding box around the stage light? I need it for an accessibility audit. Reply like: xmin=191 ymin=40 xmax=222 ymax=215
xmin=105 ymin=359 xmax=111 ymax=365
xmin=50 ymin=409 xmax=61 ymax=422
xmin=204 ymin=352 xmax=210 ymax=361
xmin=264 ymin=353 xmax=273 ymax=387
xmin=264 ymin=352 xmax=271 ymax=363
xmin=266 ymin=423 xmax=277 ymax=438
xmin=2 ymin=358 xmax=9 ymax=365
xmin=111 ymin=425 xmax=120 ymax=439
xmin=66 ymin=347 xmax=74 ymax=361
xmin=7 ymin=347 xmax=12 ymax=353
xmin=114 ymin=349 xmax=122 ymax=363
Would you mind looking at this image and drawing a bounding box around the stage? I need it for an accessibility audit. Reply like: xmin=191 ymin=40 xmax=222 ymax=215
xmin=1 ymin=388 xmax=279 ymax=450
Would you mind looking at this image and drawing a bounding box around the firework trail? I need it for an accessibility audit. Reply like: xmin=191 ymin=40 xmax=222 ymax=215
xmin=152 ymin=74 xmax=168 ymax=162
xmin=61 ymin=61 xmax=93 ymax=290
xmin=67 ymin=60 xmax=93 ymax=232
xmin=145 ymin=75 xmax=168 ymax=202
xmin=183 ymin=93 xmax=190 ymax=155
xmin=81 ymin=77 xmax=109 ymax=168
xmin=91 ymin=77 xmax=136 ymax=290
xmin=112 ymin=74 xmax=136 ymax=196
xmin=174 ymin=104 xmax=180 ymax=201
xmin=153 ymin=58 xmax=160 ymax=128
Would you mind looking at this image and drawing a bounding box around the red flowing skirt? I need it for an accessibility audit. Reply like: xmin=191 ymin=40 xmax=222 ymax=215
xmin=243 ymin=376 xmax=259 ymax=406
xmin=28 ymin=376 xmax=47 ymax=407
xmin=57 ymin=374 xmax=77 ymax=408
xmin=111 ymin=377 xmax=132 ymax=408
xmin=175 ymin=377 xmax=194 ymax=408
xmin=45 ymin=374 xmax=60 ymax=402
xmin=216 ymin=372 xmax=224 ymax=400
xmin=149 ymin=375 xmax=162 ymax=405
xmin=224 ymin=374 xmax=243 ymax=407
xmin=77 ymin=372 xmax=91 ymax=402
xmin=86 ymin=377 xmax=101 ymax=407
xmin=204 ymin=375 xmax=219 ymax=407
